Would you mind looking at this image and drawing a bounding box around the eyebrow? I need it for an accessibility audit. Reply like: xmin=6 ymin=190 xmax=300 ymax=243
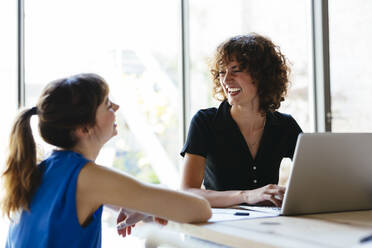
xmin=219 ymin=64 xmax=239 ymax=71
xmin=229 ymin=65 xmax=240 ymax=70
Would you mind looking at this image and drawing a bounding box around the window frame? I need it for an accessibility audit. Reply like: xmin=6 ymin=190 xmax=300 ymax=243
xmin=17 ymin=0 xmax=333 ymax=143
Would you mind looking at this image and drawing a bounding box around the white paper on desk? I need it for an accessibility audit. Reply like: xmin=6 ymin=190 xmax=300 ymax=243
xmin=209 ymin=208 xmax=278 ymax=223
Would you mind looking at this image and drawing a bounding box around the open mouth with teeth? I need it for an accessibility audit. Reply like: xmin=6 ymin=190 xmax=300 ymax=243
xmin=228 ymin=87 xmax=241 ymax=96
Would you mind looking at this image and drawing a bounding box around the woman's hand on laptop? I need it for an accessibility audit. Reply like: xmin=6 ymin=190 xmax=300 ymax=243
xmin=242 ymin=184 xmax=286 ymax=207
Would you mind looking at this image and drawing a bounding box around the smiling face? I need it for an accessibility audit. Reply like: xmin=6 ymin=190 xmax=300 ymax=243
xmin=219 ymin=60 xmax=258 ymax=107
xmin=92 ymin=95 xmax=119 ymax=145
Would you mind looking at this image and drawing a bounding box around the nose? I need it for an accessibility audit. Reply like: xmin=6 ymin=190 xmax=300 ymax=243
xmin=222 ymin=70 xmax=232 ymax=85
xmin=112 ymin=102 xmax=120 ymax=111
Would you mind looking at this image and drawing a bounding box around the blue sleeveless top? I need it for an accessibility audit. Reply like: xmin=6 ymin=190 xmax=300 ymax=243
xmin=6 ymin=150 xmax=103 ymax=248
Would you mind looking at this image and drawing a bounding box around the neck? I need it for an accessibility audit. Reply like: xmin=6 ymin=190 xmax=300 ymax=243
xmin=71 ymin=140 xmax=101 ymax=161
xmin=230 ymin=103 xmax=265 ymax=131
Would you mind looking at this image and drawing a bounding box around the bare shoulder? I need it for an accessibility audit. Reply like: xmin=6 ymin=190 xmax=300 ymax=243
xmin=80 ymin=161 xmax=111 ymax=172
xmin=76 ymin=161 xmax=143 ymax=207
xmin=79 ymin=161 xmax=139 ymax=187
xmin=78 ymin=161 xmax=109 ymax=185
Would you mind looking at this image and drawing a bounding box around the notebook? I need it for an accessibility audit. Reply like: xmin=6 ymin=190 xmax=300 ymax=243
xmin=240 ymin=133 xmax=372 ymax=216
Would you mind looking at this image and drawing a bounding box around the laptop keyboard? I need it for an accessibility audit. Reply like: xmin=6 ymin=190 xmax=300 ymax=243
xmin=239 ymin=205 xmax=282 ymax=214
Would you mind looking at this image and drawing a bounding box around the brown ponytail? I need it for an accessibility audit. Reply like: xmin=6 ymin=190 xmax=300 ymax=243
xmin=1 ymin=107 xmax=41 ymax=218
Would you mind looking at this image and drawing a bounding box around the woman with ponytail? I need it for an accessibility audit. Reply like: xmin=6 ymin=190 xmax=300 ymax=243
xmin=2 ymin=73 xmax=211 ymax=248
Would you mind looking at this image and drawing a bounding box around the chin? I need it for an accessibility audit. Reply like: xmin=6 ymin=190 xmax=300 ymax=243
xmin=113 ymin=129 xmax=118 ymax=136
xmin=227 ymin=97 xmax=236 ymax=106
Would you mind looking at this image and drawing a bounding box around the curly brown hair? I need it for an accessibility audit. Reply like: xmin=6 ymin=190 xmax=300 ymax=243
xmin=210 ymin=33 xmax=290 ymax=112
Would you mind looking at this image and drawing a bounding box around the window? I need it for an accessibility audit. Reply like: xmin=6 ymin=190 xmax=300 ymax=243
xmin=24 ymin=0 xmax=180 ymax=246
xmin=0 ymin=0 xmax=17 ymax=244
xmin=189 ymin=0 xmax=312 ymax=132
xmin=25 ymin=0 xmax=181 ymax=186
xmin=329 ymin=0 xmax=372 ymax=131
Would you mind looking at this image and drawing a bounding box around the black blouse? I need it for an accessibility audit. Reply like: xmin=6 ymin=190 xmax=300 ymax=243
xmin=181 ymin=100 xmax=303 ymax=191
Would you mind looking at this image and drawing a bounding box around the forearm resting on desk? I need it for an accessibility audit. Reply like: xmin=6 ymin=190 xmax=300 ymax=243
xmin=182 ymin=184 xmax=284 ymax=208
xmin=182 ymin=188 xmax=245 ymax=208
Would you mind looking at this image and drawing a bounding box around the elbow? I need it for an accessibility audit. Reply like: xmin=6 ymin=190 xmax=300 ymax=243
xmin=182 ymin=197 xmax=212 ymax=224
xmin=192 ymin=198 xmax=212 ymax=223
xmin=180 ymin=182 xmax=193 ymax=191
xmin=198 ymin=199 xmax=212 ymax=222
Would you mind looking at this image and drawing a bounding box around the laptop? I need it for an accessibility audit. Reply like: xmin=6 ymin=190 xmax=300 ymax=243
xmin=240 ymin=133 xmax=372 ymax=216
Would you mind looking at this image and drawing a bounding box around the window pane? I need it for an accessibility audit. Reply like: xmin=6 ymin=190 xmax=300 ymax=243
xmin=189 ymin=0 xmax=311 ymax=132
xmin=25 ymin=1 xmax=180 ymax=246
xmin=25 ymin=0 xmax=180 ymax=185
xmin=0 ymin=0 xmax=17 ymax=246
xmin=329 ymin=0 xmax=372 ymax=132
xmin=0 ymin=1 xmax=18 ymax=149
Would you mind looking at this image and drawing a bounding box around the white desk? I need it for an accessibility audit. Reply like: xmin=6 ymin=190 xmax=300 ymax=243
xmin=139 ymin=210 xmax=372 ymax=248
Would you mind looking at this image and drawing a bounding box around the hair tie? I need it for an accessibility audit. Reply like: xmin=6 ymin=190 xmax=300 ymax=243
xmin=29 ymin=107 xmax=38 ymax=116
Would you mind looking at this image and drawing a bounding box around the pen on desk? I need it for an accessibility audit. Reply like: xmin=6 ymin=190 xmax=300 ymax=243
xmin=360 ymin=234 xmax=372 ymax=243
xmin=234 ymin=212 xmax=250 ymax=216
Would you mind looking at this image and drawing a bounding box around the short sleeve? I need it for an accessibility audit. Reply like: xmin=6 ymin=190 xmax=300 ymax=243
xmin=180 ymin=110 xmax=213 ymax=158
xmin=286 ymin=115 xmax=303 ymax=159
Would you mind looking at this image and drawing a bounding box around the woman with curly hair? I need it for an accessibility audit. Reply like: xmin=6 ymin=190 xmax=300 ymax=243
xmin=180 ymin=33 xmax=302 ymax=208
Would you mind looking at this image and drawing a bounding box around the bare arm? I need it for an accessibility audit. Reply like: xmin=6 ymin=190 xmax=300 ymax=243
xmin=181 ymin=153 xmax=285 ymax=208
xmin=181 ymin=153 xmax=246 ymax=207
xmin=76 ymin=162 xmax=211 ymax=226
